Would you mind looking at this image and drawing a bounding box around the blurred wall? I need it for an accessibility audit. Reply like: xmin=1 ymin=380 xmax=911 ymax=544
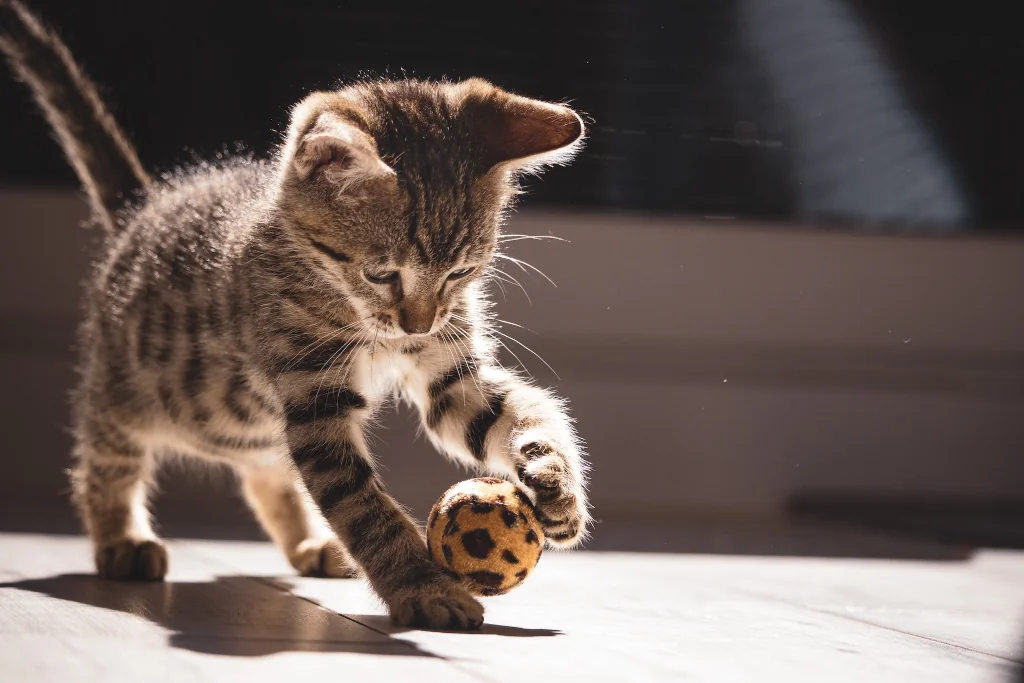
xmin=1 ymin=189 xmax=1022 ymax=535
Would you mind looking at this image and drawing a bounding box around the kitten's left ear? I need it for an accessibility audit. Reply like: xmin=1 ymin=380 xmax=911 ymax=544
xmin=286 ymin=97 xmax=394 ymax=190
xmin=457 ymin=79 xmax=585 ymax=172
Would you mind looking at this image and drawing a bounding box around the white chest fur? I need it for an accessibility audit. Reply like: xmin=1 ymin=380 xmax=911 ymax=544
xmin=356 ymin=345 xmax=421 ymax=403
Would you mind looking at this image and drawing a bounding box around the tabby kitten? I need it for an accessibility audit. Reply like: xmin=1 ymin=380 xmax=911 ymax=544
xmin=0 ymin=0 xmax=590 ymax=629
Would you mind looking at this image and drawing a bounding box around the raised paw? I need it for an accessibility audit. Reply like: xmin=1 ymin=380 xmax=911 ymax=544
xmin=389 ymin=575 xmax=484 ymax=631
xmin=292 ymin=538 xmax=360 ymax=578
xmin=95 ymin=539 xmax=168 ymax=581
xmin=516 ymin=442 xmax=590 ymax=548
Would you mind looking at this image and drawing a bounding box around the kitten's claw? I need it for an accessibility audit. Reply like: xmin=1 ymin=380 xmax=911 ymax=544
xmin=95 ymin=539 xmax=168 ymax=581
xmin=518 ymin=442 xmax=589 ymax=548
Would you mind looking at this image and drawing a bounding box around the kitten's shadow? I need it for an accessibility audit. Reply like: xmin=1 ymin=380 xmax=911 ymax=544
xmin=1 ymin=573 xmax=558 ymax=658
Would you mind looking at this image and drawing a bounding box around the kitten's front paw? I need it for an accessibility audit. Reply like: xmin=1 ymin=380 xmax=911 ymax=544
xmin=95 ymin=539 xmax=168 ymax=581
xmin=388 ymin=572 xmax=484 ymax=631
xmin=517 ymin=442 xmax=590 ymax=547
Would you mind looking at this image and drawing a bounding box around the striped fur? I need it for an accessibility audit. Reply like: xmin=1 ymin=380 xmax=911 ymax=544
xmin=2 ymin=1 xmax=590 ymax=631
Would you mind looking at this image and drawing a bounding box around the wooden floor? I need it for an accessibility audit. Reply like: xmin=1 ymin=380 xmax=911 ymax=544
xmin=0 ymin=533 xmax=1022 ymax=682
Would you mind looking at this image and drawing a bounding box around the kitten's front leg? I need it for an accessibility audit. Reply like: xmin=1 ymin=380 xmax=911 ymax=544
xmin=281 ymin=382 xmax=483 ymax=630
xmin=417 ymin=359 xmax=591 ymax=547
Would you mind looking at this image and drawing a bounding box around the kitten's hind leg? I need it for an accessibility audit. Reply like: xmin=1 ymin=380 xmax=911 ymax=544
xmin=240 ymin=464 xmax=359 ymax=578
xmin=71 ymin=422 xmax=167 ymax=581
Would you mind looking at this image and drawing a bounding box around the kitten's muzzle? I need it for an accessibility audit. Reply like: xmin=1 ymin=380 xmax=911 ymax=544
xmin=398 ymin=301 xmax=437 ymax=336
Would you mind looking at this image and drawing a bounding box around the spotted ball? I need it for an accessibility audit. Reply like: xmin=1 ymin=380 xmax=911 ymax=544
xmin=427 ymin=478 xmax=544 ymax=596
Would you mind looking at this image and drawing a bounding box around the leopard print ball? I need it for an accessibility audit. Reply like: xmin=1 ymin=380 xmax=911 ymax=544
xmin=427 ymin=478 xmax=544 ymax=596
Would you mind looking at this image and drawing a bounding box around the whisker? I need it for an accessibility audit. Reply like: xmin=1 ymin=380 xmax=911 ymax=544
xmin=497 ymin=233 xmax=568 ymax=243
xmin=437 ymin=326 xmax=459 ymax=373
xmin=283 ymin=315 xmax=374 ymax=372
xmin=437 ymin=326 xmax=469 ymax=406
xmin=488 ymin=326 xmax=560 ymax=380
xmin=369 ymin=325 xmax=381 ymax=384
xmin=485 ymin=272 xmax=509 ymax=302
xmin=494 ymin=253 xmax=557 ymax=288
xmin=311 ymin=339 xmax=351 ymax=398
xmin=336 ymin=335 xmax=366 ymax=389
xmin=442 ymin=323 xmax=485 ymax=400
xmin=312 ymin=330 xmax=366 ymax=410
xmin=495 ymin=318 xmax=537 ymax=335
xmin=448 ymin=312 xmax=533 ymax=379
xmin=486 ymin=334 xmax=532 ymax=379
xmin=489 ymin=267 xmax=532 ymax=305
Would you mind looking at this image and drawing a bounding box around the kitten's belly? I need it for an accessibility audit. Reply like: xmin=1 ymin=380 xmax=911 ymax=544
xmin=140 ymin=343 xmax=288 ymax=466
xmin=142 ymin=415 xmax=289 ymax=468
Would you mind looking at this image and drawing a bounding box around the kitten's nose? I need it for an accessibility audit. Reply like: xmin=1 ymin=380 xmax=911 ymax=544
xmin=398 ymin=305 xmax=435 ymax=335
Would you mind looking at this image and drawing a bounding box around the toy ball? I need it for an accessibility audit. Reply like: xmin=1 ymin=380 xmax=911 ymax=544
xmin=427 ymin=477 xmax=544 ymax=596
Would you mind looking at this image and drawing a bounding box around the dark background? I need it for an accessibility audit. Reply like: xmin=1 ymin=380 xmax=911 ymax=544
xmin=2 ymin=0 xmax=1023 ymax=230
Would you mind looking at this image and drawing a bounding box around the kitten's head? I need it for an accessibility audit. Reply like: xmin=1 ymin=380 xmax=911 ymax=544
xmin=273 ymin=78 xmax=583 ymax=338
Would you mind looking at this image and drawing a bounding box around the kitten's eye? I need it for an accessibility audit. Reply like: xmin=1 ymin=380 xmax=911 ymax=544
xmin=364 ymin=270 xmax=399 ymax=285
xmin=447 ymin=267 xmax=476 ymax=281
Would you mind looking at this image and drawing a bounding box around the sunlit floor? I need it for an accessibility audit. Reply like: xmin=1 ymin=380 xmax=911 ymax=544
xmin=0 ymin=532 xmax=1021 ymax=682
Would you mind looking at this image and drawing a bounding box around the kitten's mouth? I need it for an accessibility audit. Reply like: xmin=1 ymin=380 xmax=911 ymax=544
xmin=368 ymin=312 xmax=450 ymax=340
xmin=367 ymin=314 xmax=424 ymax=340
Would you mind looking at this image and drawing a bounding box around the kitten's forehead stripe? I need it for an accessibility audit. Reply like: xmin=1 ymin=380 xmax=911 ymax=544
xmin=355 ymin=84 xmax=486 ymax=266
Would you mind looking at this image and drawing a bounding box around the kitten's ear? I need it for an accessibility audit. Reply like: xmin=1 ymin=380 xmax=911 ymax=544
xmin=290 ymin=110 xmax=394 ymax=189
xmin=459 ymin=79 xmax=585 ymax=171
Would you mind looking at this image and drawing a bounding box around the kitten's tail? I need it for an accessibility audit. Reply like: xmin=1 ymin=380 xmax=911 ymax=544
xmin=0 ymin=0 xmax=149 ymax=229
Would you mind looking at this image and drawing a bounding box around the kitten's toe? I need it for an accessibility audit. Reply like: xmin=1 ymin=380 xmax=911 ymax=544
xmin=390 ymin=579 xmax=484 ymax=631
xmin=538 ymin=506 xmax=588 ymax=547
xmin=293 ymin=538 xmax=360 ymax=578
xmin=95 ymin=539 xmax=168 ymax=581
xmin=518 ymin=448 xmax=591 ymax=548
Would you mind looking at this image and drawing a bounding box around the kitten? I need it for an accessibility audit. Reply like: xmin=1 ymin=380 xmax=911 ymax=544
xmin=1 ymin=0 xmax=590 ymax=629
